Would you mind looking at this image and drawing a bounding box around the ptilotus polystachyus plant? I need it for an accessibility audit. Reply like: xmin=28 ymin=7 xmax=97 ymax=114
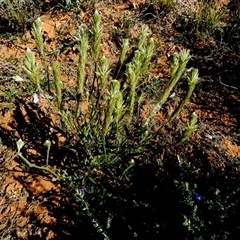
xmin=144 ymin=49 xmax=193 ymax=127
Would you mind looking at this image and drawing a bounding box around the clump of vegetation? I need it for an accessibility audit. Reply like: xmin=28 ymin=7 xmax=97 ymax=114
xmin=0 ymin=0 xmax=239 ymax=239
xmin=0 ymin=0 xmax=80 ymax=33
xmin=0 ymin=0 xmax=40 ymax=32
xmin=190 ymin=0 xmax=227 ymax=40
xmin=16 ymin=11 xmax=199 ymax=239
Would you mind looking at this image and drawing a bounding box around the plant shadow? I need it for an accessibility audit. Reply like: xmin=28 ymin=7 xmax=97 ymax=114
xmin=0 ymin=93 xmax=240 ymax=239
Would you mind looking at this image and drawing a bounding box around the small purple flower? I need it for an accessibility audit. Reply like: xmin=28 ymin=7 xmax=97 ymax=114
xmin=193 ymin=192 xmax=202 ymax=201
xmin=80 ymin=186 xmax=86 ymax=194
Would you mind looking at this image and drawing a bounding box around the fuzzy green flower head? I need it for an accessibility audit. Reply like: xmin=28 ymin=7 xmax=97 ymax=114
xmin=109 ymin=80 xmax=121 ymax=97
xmin=172 ymin=52 xmax=180 ymax=66
xmin=32 ymin=17 xmax=43 ymax=36
xmin=188 ymin=112 xmax=198 ymax=128
xmin=170 ymin=52 xmax=180 ymax=77
xmin=120 ymin=39 xmax=129 ymax=64
xmin=97 ymin=56 xmax=111 ymax=89
xmin=113 ymin=92 xmax=124 ymax=114
xmin=180 ymin=112 xmax=198 ymax=143
xmin=32 ymin=17 xmax=44 ymax=55
xmin=137 ymin=25 xmax=149 ymax=50
xmin=99 ymin=56 xmax=109 ymax=73
xmin=24 ymin=48 xmax=36 ymax=71
xmin=187 ymin=68 xmax=200 ymax=85
xmin=146 ymin=38 xmax=155 ymax=55
xmin=126 ymin=62 xmax=135 ymax=78
xmin=179 ymin=49 xmax=191 ymax=63
xmin=133 ymin=50 xmax=143 ymax=66
xmin=91 ymin=10 xmax=101 ymax=62
xmin=114 ymin=92 xmax=124 ymax=122
xmin=23 ymin=48 xmax=41 ymax=90
xmin=24 ymin=48 xmax=39 ymax=72
xmin=141 ymin=38 xmax=155 ymax=73
xmin=93 ymin=10 xmax=101 ymax=31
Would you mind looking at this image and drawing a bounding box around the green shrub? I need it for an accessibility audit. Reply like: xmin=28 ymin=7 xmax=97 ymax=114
xmin=190 ymin=0 xmax=227 ymax=40
xmin=16 ymin=11 xmax=199 ymax=239
xmin=0 ymin=0 xmax=40 ymax=31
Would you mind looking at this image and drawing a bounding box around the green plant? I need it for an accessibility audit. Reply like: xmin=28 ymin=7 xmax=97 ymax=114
xmin=1 ymin=0 xmax=25 ymax=27
xmin=167 ymin=156 xmax=239 ymax=239
xmin=16 ymin=12 xmax=199 ymax=239
xmin=191 ymin=0 xmax=227 ymax=40
xmin=0 ymin=0 xmax=40 ymax=31
xmin=0 ymin=85 xmax=18 ymax=102
xmin=144 ymin=49 xmax=198 ymax=127
xmin=75 ymin=188 xmax=111 ymax=240
xmin=54 ymin=0 xmax=83 ymax=10
xmin=179 ymin=112 xmax=198 ymax=143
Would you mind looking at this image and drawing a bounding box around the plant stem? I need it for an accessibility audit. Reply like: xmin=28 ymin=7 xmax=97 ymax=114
xmin=163 ymin=68 xmax=199 ymax=126
xmin=18 ymin=153 xmax=63 ymax=180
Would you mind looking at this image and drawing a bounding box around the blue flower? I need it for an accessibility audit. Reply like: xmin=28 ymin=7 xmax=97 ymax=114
xmin=193 ymin=192 xmax=202 ymax=201
xmin=80 ymin=186 xmax=86 ymax=194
